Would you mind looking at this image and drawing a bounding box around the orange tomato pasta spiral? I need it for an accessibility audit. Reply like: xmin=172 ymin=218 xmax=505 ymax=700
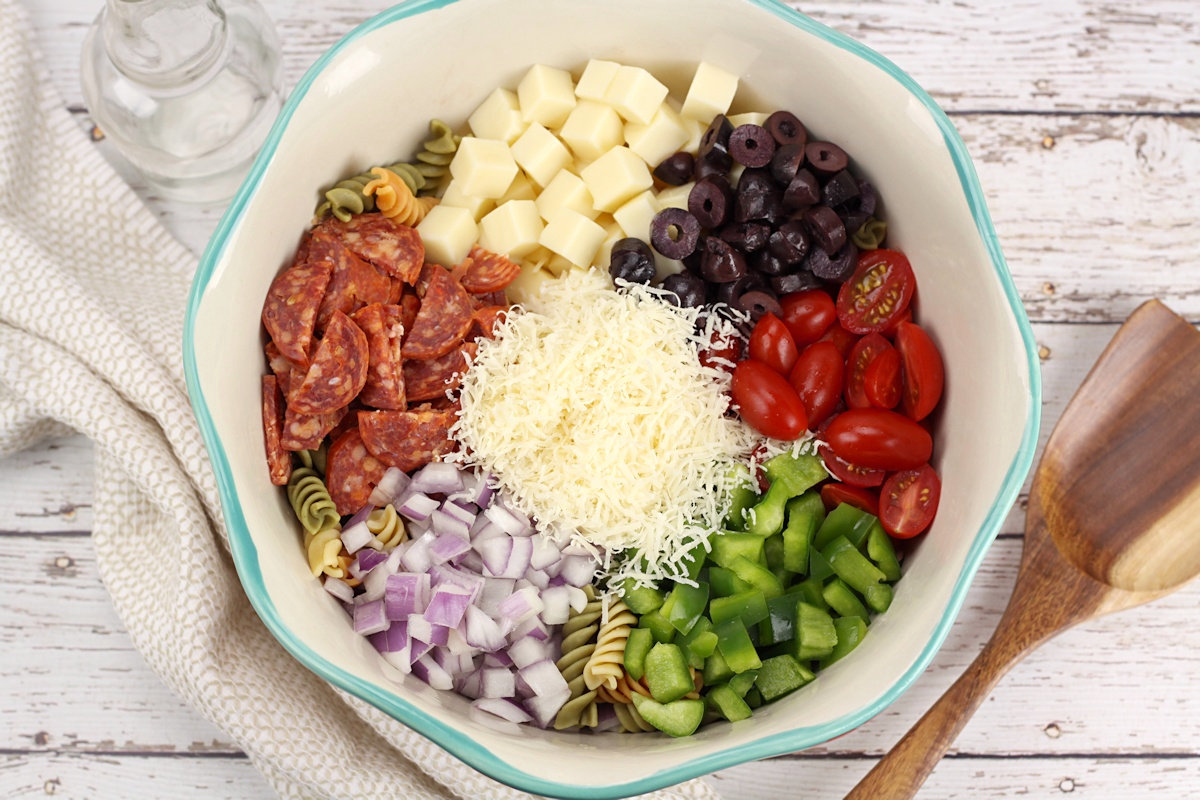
xmin=363 ymin=167 xmax=439 ymax=226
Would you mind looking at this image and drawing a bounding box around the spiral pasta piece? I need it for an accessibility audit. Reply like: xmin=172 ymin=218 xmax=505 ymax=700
xmin=287 ymin=466 xmax=341 ymax=536
xmin=851 ymin=217 xmax=887 ymax=250
xmin=583 ymin=599 xmax=638 ymax=691
xmin=314 ymin=160 xmax=427 ymax=222
xmin=364 ymin=167 xmax=440 ymax=227
xmin=303 ymin=525 xmax=355 ymax=583
xmin=366 ymin=503 xmax=407 ymax=551
xmin=295 ymin=443 xmax=327 ymax=476
xmin=613 ymin=700 xmax=656 ymax=733
xmin=596 ymin=667 xmax=703 ymax=705
xmin=413 ymin=119 xmax=460 ymax=190
xmin=553 ymin=586 xmax=602 ymax=730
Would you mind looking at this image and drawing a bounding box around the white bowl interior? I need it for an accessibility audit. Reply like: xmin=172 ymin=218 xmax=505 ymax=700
xmin=191 ymin=0 xmax=1035 ymax=793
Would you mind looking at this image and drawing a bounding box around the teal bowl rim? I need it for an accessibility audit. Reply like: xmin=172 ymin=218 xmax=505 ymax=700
xmin=183 ymin=0 xmax=1042 ymax=796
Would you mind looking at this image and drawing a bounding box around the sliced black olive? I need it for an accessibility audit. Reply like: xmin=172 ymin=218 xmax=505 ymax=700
xmin=729 ymin=124 xmax=776 ymax=168
xmin=769 ymin=143 xmax=805 ymax=186
xmin=802 ymin=205 xmax=847 ymax=255
xmin=805 ymin=141 xmax=849 ymax=176
xmin=698 ymin=114 xmax=734 ymax=169
xmin=765 ymin=110 xmax=806 ymax=147
xmin=753 ymin=250 xmax=791 ymax=276
xmin=734 ymin=169 xmax=780 ymax=223
xmin=609 ymin=243 xmax=656 ymax=284
xmin=688 ymin=176 xmax=733 ymax=228
xmin=650 ymin=208 xmax=702 ymax=260
xmin=805 ymin=242 xmax=859 ymax=282
xmin=736 ymin=290 xmax=782 ymax=321
xmin=770 ymin=270 xmax=823 ymax=295
xmin=660 ymin=272 xmax=707 ymax=308
xmin=821 ymin=169 xmax=860 ymax=208
xmin=782 ymin=168 xmax=821 ymax=210
xmin=716 ymin=273 xmax=766 ymax=306
xmin=701 ymin=236 xmax=748 ymax=283
xmin=653 ymin=152 xmax=696 ymax=186
xmin=767 ymin=219 xmax=811 ymax=265
xmin=719 ymin=222 xmax=771 ymax=253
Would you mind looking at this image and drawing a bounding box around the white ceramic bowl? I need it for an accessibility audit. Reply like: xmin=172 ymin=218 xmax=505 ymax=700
xmin=184 ymin=0 xmax=1041 ymax=796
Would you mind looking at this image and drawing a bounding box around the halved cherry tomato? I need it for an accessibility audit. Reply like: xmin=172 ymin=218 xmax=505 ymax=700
xmin=779 ymin=289 xmax=837 ymax=347
xmin=820 ymin=483 xmax=879 ymax=516
xmin=844 ymin=333 xmax=893 ymax=409
xmin=864 ymin=347 xmax=902 ymax=409
xmin=894 ymin=321 xmax=945 ymax=422
xmin=817 ymin=321 xmax=859 ymax=359
xmin=879 ymin=464 xmax=941 ymax=538
xmin=819 ymin=445 xmax=886 ymax=487
xmin=788 ymin=341 xmax=843 ymax=428
xmin=698 ymin=330 xmax=741 ymax=373
xmin=824 ymin=408 xmax=932 ymax=470
xmin=880 ymin=305 xmax=914 ymax=337
xmin=749 ymin=313 xmax=799 ymax=375
xmin=836 ymin=249 xmax=916 ymax=334
xmin=731 ymin=359 xmax=808 ymax=440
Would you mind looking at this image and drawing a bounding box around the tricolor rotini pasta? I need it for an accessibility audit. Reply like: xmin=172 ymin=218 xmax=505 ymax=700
xmin=553 ymin=586 xmax=602 ymax=730
xmin=363 ymin=167 xmax=439 ymax=227
xmin=412 ymin=118 xmax=459 ymax=191
xmin=582 ymin=599 xmax=637 ymax=692
xmin=303 ymin=525 xmax=355 ymax=582
xmin=286 ymin=465 xmax=341 ymax=536
xmin=366 ymin=503 xmax=406 ymax=551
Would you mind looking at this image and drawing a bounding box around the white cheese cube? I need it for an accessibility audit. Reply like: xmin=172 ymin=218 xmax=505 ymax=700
xmin=479 ymin=200 xmax=544 ymax=258
xmin=467 ymin=88 xmax=526 ymax=144
xmin=535 ymin=169 xmax=597 ymax=221
xmin=541 ymin=252 xmax=577 ymax=277
xmin=539 ymin=208 xmax=607 ymax=268
xmin=558 ymin=100 xmax=624 ymax=162
xmin=575 ymin=59 xmax=621 ymax=101
xmin=416 ymin=205 xmax=478 ymax=266
xmin=498 ymin=171 xmax=537 ymax=203
xmin=509 ymin=122 xmax=572 ymax=187
xmin=612 ymin=190 xmax=660 ymax=241
xmin=580 ymin=146 xmax=653 ymax=213
xmin=517 ymin=64 xmax=577 ymax=129
xmin=449 ymin=137 xmax=518 ymax=199
xmin=656 ymin=181 xmax=695 ymax=212
xmin=506 ymin=260 xmax=556 ymax=304
xmin=595 ymin=216 xmax=626 ymax=270
xmin=681 ymin=115 xmax=706 ymax=154
xmin=624 ymin=104 xmax=690 ymax=167
xmin=439 ymin=179 xmax=495 ymax=222
xmin=653 ymin=252 xmax=685 ymax=283
xmin=602 ymin=66 xmax=669 ymax=125
xmin=680 ymin=62 xmax=739 ymax=121
xmin=728 ymin=111 xmax=769 ymax=128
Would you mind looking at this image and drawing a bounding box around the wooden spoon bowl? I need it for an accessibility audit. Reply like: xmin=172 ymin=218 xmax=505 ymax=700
xmin=846 ymin=299 xmax=1200 ymax=800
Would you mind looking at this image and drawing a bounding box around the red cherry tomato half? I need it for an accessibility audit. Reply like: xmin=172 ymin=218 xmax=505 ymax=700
xmin=789 ymin=341 xmax=844 ymax=428
xmin=820 ymin=483 xmax=880 ymax=516
xmin=880 ymin=305 xmax=914 ymax=337
xmin=880 ymin=464 xmax=942 ymax=538
xmin=836 ymin=249 xmax=916 ymax=335
xmin=731 ymin=359 xmax=809 ymax=440
xmin=779 ymin=289 xmax=837 ymax=347
xmin=844 ymin=333 xmax=893 ymax=410
xmin=824 ymin=408 xmax=933 ymax=470
xmin=864 ymin=346 xmax=902 ymax=409
xmin=698 ymin=330 xmax=741 ymax=373
xmin=894 ymin=322 xmax=945 ymax=422
xmin=748 ymin=313 xmax=800 ymax=375
xmin=819 ymin=445 xmax=886 ymax=488
xmin=817 ymin=321 xmax=859 ymax=359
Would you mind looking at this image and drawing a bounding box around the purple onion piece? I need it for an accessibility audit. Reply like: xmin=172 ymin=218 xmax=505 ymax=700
xmin=472 ymin=698 xmax=533 ymax=725
xmin=397 ymin=492 xmax=440 ymax=522
xmin=411 ymin=654 xmax=454 ymax=691
xmin=353 ymin=599 xmax=390 ymax=636
xmin=409 ymin=462 xmax=464 ymax=495
xmin=424 ymin=585 xmax=473 ymax=628
xmin=369 ymin=467 xmax=410 ymax=507
xmin=322 ymin=577 xmax=355 ymax=604
xmin=384 ymin=572 xmax=429 ymax=619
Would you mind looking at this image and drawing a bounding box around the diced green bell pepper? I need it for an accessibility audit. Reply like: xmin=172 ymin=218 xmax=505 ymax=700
xmin=822 ymin=578 xmax=870 ymax=620
xmin=624 ymin=626 xmax=654 ymax=681
xmin=714 ymin=618 xmax=763 ymax=674
xmin=728 ymin=556 xmax=784 ymax=600
xmin=727 ymin=669 xmax=759 ymax=697
xmin=703 ymin=648 xmax=734 ymax=686
xmin=814 ymin=502 xmax=877 ymax=552
xmin=809 ymin=544 xmax=835 ymax=582
xmin=621 ymin=579 xmax=665 ymax=615
xmin=724 ymin=464 xmax=759 ymax=532
xmin=754 ymin=654 xmax=815 ymax=703
xmin=630 ymin=693 xmax=705 ymax=737
xmin=757 ymin=592 xmax=802 ymax=646
xmin=680 ymin=542 xmax=708 ymax=582
xmin=706 ymin=684 xmax=753 ymax=722
xmin=782 ymin=491 xmax=825 ymax=575
xmin=824 ymin=536 xmax=887 ymax=595
xmin=743 ymin=686 xmax=764 ymax=709
xmin=867 ymin=524 xmax=902 ymax=582
xmin=763 ymin=533 xmax=788 ymax=584
xmin=708 ymin=566 xmax=751 ymax=598
xmin=864 ymin=582 xmax=893 ymax=613
xmin=709 ymin=532 xmax=765 ymax=568
xmin=792 ymin=601 xmax=837 ymax=661
xmin=663 ymin=582 xmax=709 ymax=635
xmin=637 ymin=608 xmax=676 ymax=643
xmin=709 ymin=588 xmax=769 ymax=628
xmin=678 ymin=616 xmax=716 ymax=669
xmin=787 ymin=576 xmax=829 ymax=612
xmin=820 ymin=615 xmax=868 ymax=667
xmin=746 ymin=480 xmax=791 ymax=538
xmin=763 ymin=452 xmax=827 ymax=497
xmin=644 ymin=642 xmax=695 ymax=703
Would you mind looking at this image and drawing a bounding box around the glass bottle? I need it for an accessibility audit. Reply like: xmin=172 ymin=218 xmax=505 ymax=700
xmin=81 ymin=0 xmax=284 ymax=203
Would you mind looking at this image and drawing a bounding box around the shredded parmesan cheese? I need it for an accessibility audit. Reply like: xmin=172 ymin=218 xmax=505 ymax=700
xmin=452 ymin=270 xmax=761 ymax=588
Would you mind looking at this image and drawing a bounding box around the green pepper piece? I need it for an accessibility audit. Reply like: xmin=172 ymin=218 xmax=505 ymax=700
xmin=809 ymin=545 xmax=835 ymax=582
xmin=644 ymin=643 xmax=696 ymax=703
xmin=708 ymin=566 xmax=751 ymax=598
xmin=820 ymin=615 xmax=868 ymax=667
xmin=743 ymin=686 xmax=764 ymax=709
xmin=763 ymin=533 xmax=788 ymax=584
xmin=709 ymin=588 xmax=769 ymax=628
xmin=757 ymin=592 xmax=802 ymax=646
xmin=678 ymin=616 xmax=716 ymax=669
xmin=864 ymin=582 xmax=893 ymax=613
xmin=709 ymin=532 xmax=765 ymax=568
xmin=867 ymin=524 xmax=902 ymax=582
xmin=728 ymin=555 xmax=784 ymax=600
xmin=822 ymin=578 xmax=870 ymax=620
xmin=638 ymin=608 xmax=676 ymax=643
xmin=727 ymin=669 xmax=759 ymax=697
xmin=813 ymin=502 xmax=877 ymax=552
xmin=714 ymin=618 xmax=763 ymax=674
xmin=754 ymin=654 xmax=815 ymax=703
xmin=782 ymin=491 xmax=825 ymax=575
xmin=703 ymin=647 xmax=734 ymax=685
xmin=630 ymin=693 xmax=705 ymax=737
xmin=746 ymin=480 xmax=791 ymax=538
xmin=787 ymin=576 xmax=829 ymax=612
xmin=724 ymin=464 xmax=759 ymax=531
xmin=680 ymin=541 xmax=708 ymax=582
xmin=624 ymin=627 xmax=654 ymax=681
xmin=763 ymin=452 xmax=827 ymax=496
xmin=664 ymin=582 xmax=709 ymax=635
xmin=824 ymin=536 xmax=887 ymax=595
xmin=792 ymin=601 xmax=837 ymax=661
xmin=706 ymin=684 xmax=753 ymax=722
xmin=621 ymin=579 xmax=665 ymax=615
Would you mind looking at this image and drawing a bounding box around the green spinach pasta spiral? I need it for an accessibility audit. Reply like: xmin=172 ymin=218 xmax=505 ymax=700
xmin=286 ymin=466 xmax=341 ymax=536
xmin=851 ymin=217 xmax=887 ymax=250
xmin=583 ymin=599 xmax=638 ymax=692
xmin=412 ymin=119 xmax=460 ymax=190
xmin=613 ymin=701 xmax=655 ymax=733
xmin=315 ymin=161 xmax=426 ymax=222
xmin=553 ymin=586 xmax=603 ymax=730
xmin=296 ymin=444 xmax=327 ymax=476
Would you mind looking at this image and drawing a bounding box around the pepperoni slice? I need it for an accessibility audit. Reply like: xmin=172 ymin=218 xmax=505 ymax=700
xmin=264 ymin=341 xmax=303 ymax=399
xmin=404 ymin=342 xmax=477 ymax=402
xmin=311 ymin=232 xmax=392 ymax=333
xmin=261 ymin=258 xmax=332 ymax=363
xmin=316 ymin=213 xmax=425 ymax=284
xmin=399 ymin=293 xmax=420 ymax=337
xmin=458 ymin=246 xmax=522 ymax=294
xmin=471 ymin=305 xmax=508 ymax=340
xmin=358 ymin=408 xmax=458 ymax=472
xmin=401 ymin=266 xmax=474 ymax=360
xmin=325 ymin=427 xmax=386 ymax=515
xmin=351 ymin=303 xmax=407 ymax=410
xmin=289 ymin=311 xmax=369 ymax=415
xmin=281 ymin=404 xmax=348 ymax=452
xmin=262 ymin=376 xmax=291 ymax=486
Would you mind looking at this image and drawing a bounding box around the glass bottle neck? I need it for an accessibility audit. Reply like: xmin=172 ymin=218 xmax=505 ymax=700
xmin=101 ymin=0 xmax=229 ymax=88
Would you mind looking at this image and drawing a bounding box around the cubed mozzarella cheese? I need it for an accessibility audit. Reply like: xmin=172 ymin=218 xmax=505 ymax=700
xmin=449 ymin=137 xmax=518 ymax=199
xmin=467 ymin=88 xmax=526 ymax=144
xmin=509 ymin=122 xmax=572 ymax=187
xmin=624 ymin=104 xmax=690 ymax=167
xmin=479 ymin=200 xmax=544 ymax=258
xmin=517 ymin=64 xmax=577 ymax=129
xmin=416 ymin=205 xmax=478 ymax=266
xmin=497 ymin=171 xmax=537 ymax=203
xmin=575 ymin=59 xmax=622 ymax=101
xmin=558 ymin=100 xmax=624 ymax=162
xmin=535 ymin=169 xmax=597 ymax=222
xmin=539 ymin=208 xmax=607 ymax=268
xmin=612 ymin=190 xmax=660 ymax=241
xmin=602 ymin=66 xmax=669 ymax=125
xmin=439 ymin=179 xmax=496 ymax=222
xmin=727 ymin=111 xmax=769 ymax=128
xmin=580 ymin=146 xmax=653 ymax=213
xmin=680 ymin=62 xmax=739 ymax=121
xmin=655 ymin=181 xmax=695 ymax=212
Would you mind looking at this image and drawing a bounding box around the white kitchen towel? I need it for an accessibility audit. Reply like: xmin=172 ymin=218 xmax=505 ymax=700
xmin=0 ymin=2 xmax=720 ymax=798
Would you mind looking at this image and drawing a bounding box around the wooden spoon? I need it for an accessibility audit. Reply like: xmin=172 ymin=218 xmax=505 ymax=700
xmin=846 ymin=299 xmax=1200 ymax=800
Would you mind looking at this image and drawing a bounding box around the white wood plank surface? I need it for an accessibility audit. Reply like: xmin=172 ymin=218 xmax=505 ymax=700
xmin=5 ymin=0 xmax=1199 ymax=798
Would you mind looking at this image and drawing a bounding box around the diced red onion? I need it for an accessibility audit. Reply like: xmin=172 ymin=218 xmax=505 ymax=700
xmin=458 ymin=550 xmax=484 ymax=573
xmin=495 ymin=536 xmax=533 ymax=580
xmin=361 ymin=562 xmax=392 ymax=602
xmin=369 ymin=621 xmax=408 ymax=653
xmin=523 ymin=693 xmax=567 ymax=729
xmin=400 ymin=531 xmax=436 ymax=573
xmin=430 ymin=508 xmax=471 ymax=541
xmin=397 ymin=491 xmax=440 ymax=522
xmin=384 ymin=572 xmax=429 ymax=620
xmin=441 ymin=500 xmax=478 ymax=529
xmin=411 ymin=653 xmax=454 ymax=691
xmin=496 ymin=585 xmax=543 ymax=626
xmin=519 ymin=659 xmax=571 ymax=700
xmin=445 ymin=627 xmax=479 ymax=658
xmin=561 ymin=540 xmax=597 ymax=558
xmin=529 ymin=535 xmax=563 ymax=571
xmin=476 ymin=536 xmax=513 ymax=577
xmin=382 ymin=648 xmax=413 ymax=675
xmin=539 ymin=585 xmax=572 ymax=625
xmin=464 ymin=605 xmax=507 ymax=652
xmin=479 ymin=667 xmax=517 ymax=699
xmin=483 ymin=504 xmax=530 ymax=537
xmin=593 ymin=703 xmax=621 ymax=732
xmin=524 ymin=568 xmax=550 ymax=590
xmin=353 ymin=599 xmax=390 ymax=636
xmin=558 ymin=554 xmax=599 ymax=588
xmin=425 ymin=585 xmax=473 ymax=629
xmin=369 ymin=467 xmax=410 ymax=507
xmin=384 ymin=546 xmax=405 ymax=574
xmin=507 ymin=635 xmax=552 ymax=669
xmin=410 ymin=462 xmax=464 ymax=495
xmin=322 ymin=577 xmax=355 ymax=603
xmin=408 ymin=636 xmax=433 ymax=664
xmin=483 ymin=650 xmax=512 ymax=668
xmin=476 ymin=577 xmax=515 ymax=616
xmin=457 ymin=669 xmax=483 ymax=699
xmin=429 ymin=532 xmax=472 ymax=566
xmin=430 ymin=564 xmax=484 ymax=602
xmin=408 ymin=613 xmax=434 ymax=644
xmin=341 ymin=519 xmax=374 ymax=556
xmin=470 ymin=520 xmax=505 ymax=545
xmin=565 ymin=585 xmax=588 ymax=614
xmin=353 ymin=548 xmax=388 ymax=580
xmin=432 ymin=646 xmax=477 ymax=678
xmin=472 ymin=697 xmax=532 ymax=724
xmin=509 ymin=615 xmax=549 ymax=642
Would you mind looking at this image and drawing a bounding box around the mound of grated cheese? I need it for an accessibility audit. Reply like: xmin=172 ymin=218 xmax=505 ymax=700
xmin=452 ymin=270 xmax=761 ymax=588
